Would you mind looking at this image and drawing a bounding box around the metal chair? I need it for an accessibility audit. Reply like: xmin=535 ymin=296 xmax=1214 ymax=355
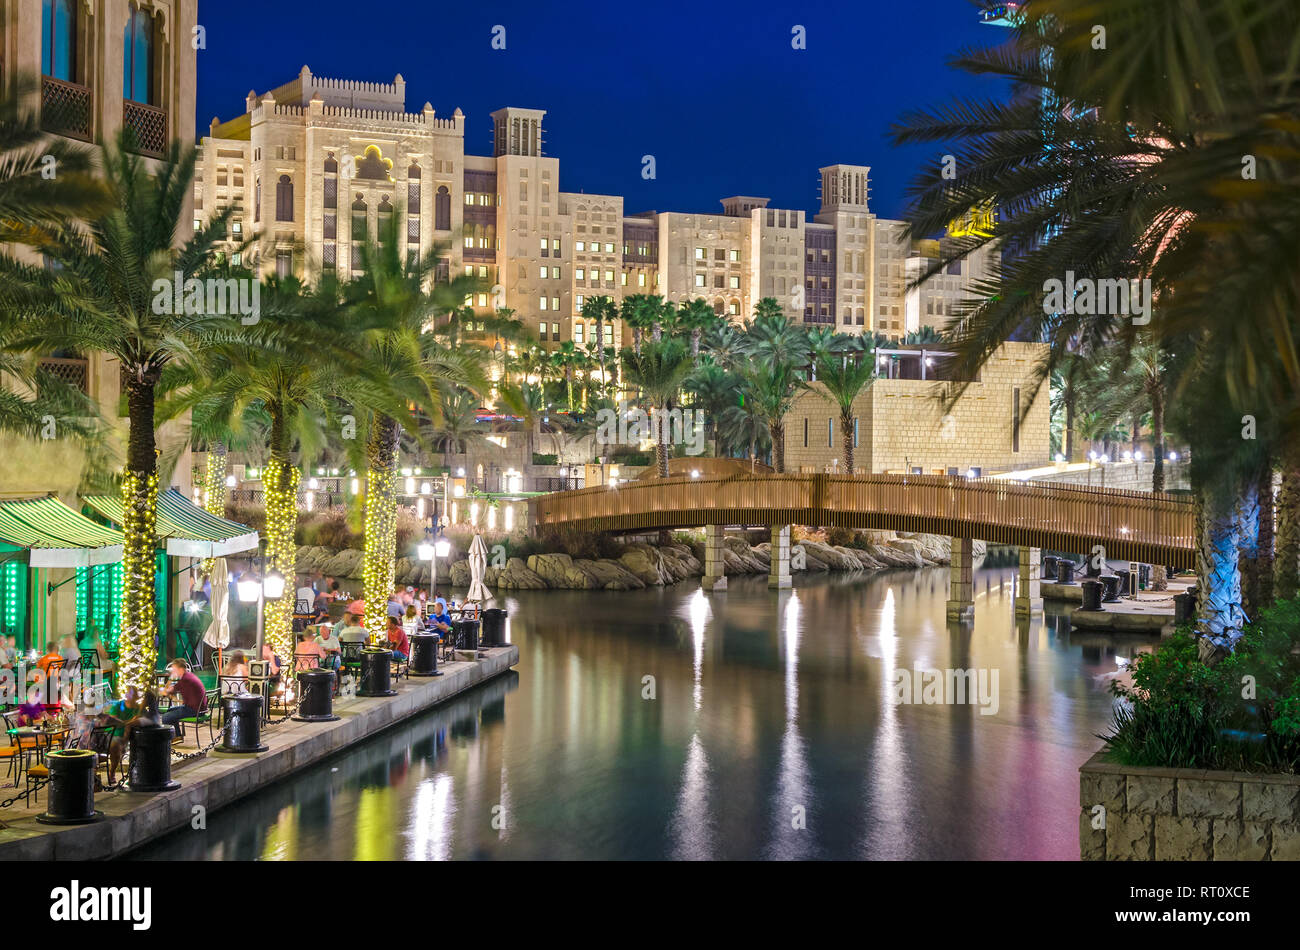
xmin=176 ymin=689 xmax=220 ymax=748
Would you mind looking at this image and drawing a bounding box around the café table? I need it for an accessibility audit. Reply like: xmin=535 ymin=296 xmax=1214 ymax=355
xmin=7 ymin=725 xmax=70 ymax=787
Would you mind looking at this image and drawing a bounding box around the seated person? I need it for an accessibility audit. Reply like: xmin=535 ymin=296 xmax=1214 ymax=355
xmin=402 ymin=603 xmax=421 ymax=640
xmin=1 ymin=635 xmax=16 ymax=670
xmin=385 ymin=615 xmax=409 ymax=661
xmin=316 ymin=626 xmax=342 ymax=671
xmin=221 ymin=650 xmax=249 ymax=694
xmin=58 ymin=633 xmax=81 ymax=666
xmin=35 ymin=643 xmax=63 ymax=675
xmin=293 ymin=630 xmax=325 ymax=669
xmin=87 ymin=629 xmax=115 ymax=675
xmin=428 ymin=598 xmax=452 ymax=639
xmin=158 ymin=659 xmax=208 ymax=737
xmin=334 ymin=612 xmax=368 ymax=644
xmin=261 ymin=643 xmax=283 ymax=687
xmin=386 ymin=588 xmax=405 ymax=621
xmin=295 ymin=583 xmax=316 ymax=612
xmin=107 ymin=690 xmax=162 ymax=784
xmin=16 ymin=697 xmax=48 ymax=727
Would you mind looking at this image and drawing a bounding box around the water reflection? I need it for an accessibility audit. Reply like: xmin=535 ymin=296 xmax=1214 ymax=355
xmin=132 ymin=567 xmax=1154 ymax=860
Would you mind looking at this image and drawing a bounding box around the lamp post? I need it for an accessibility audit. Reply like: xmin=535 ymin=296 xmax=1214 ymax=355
xmin=240 ymin=541 xmax=286 ymax=658
xmin=418 ymin=529 xmax=452 ymax=607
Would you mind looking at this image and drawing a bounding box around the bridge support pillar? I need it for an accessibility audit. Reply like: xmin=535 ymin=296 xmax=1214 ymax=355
xmin=769 ymin=525 xmax=792 ymax=589
xmin=946 ymin=536 xmax=974 ymax=622
xmin=1015 ymin=546 xmax=1043 ymax=617
xmin=702 ymin=524 xmax=728 ymax=592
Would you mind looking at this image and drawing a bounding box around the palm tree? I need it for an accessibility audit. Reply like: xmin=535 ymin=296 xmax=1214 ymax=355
xmin=816 ymin=351 xmax=876 ymax=474
xmin=582 ymin=295 xmax=615 ymax=393
xmin=621 ymin=294 xmax=661 ymax=356
xmin=676 ymin=298 xmax=718 ymax=363
xmin=550 ymin=340 xmax=585 ymax=410
xmin=684 ymin=362 xmax=741 ymax=457
xmin=620 ymin=339 xmax=693 ymax=477
xmin=889 ymin=1 xmax=1300 ymax=648
xmin=742 ymin=361 xmax=806 ymax=474
xmin=343 ymin=216 xmax=481 ymax=639
xmin=0 ymin=137 xmax=235 ymax=691
xmin=718 ymin=397 xmax=771 ymax=464
xmin=431 ymin=387 xmax=498 ymax=475
xmin=162 ymin=276 xmax=391 ymax=660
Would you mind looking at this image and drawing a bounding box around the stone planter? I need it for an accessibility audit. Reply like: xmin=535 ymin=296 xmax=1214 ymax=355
xmin=1079 ymin=750 xmax=1300 ymax=860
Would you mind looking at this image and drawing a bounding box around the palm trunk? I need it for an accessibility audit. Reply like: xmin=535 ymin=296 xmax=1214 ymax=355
xmin=770 ymin=422 xmax=785 ymax=473
xmin=1237 ymin=475 xmax=1263 ymax=622
xmin=596 ymin=319 xmax=606 ymax=393
xmin=1257 ymin=460 xmax=1275 ymax=611
xmin=1195 ymin=477 xmax=1245 ymax=660
xmin=200 ymin=441 xmax=229 ymax=578
xmin=1064 ymin=386 xmax=1075 ymax=461
xmin=262 ymin=408 xmax=300 ymax=664
xmin=841 ymin=410 xmax=854 ymax=474
xmin=363 ymin=414 xmax=402 ymax=641
xmin=1275 ymin=437 xmax=1300 ymax=600
xmin=691 ymin=328 xmax=701 ymax=363
xmin=1149 ymin=389 xmax=1167 ymax=590
xmin=119 ymin=374 xmax=160 ymax=694
xmin=633 ymin=327 xmax=643 ymax=357
xmin=1131 ymin=410 xmax=1141 ymax=456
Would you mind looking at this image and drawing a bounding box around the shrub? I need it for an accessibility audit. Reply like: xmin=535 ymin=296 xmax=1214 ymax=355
xmin=532 ymin=453 xmax=559 ymax=466
xmin=825 ymin=526 xmax=855 ymax=547
xmin=1102 ymin=599 xmax=1300 ymax=773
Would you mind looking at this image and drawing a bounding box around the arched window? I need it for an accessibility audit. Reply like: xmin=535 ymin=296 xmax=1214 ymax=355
xmin=254 ymin=178 xmax=261 ymax=222
xmin=122 ymin=3 xmax=154 ymax=103
xmin=351 ymin=195 xmax=367 ymax=242
xmin=42 ymin=0 xmax=76 ymax=81
xmin=275 ymin=175 xmax=293 ymax=222
xmin=434 ymin=186 xmax=450 ymax=231
xmin=324 ymin=153 xmax=338 ymax=175
xmin=407 ymin=164 xmax=421 ymax=208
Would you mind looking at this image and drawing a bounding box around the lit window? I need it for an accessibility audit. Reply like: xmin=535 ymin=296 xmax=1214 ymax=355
xmin=604 ymin=243 xmax=613 ymax=253
xmin=551 ymin=267 xmax=560 ymax=279
xmin=695 ymin=274 xmax=705 ymax=287
xmin=576 ymin=241 xmax=585 ymax=252
xmin=730 ymin=249 xmax=739 ymax=262
xmin=539 ymin=266 xmax=547 ymax=280
xmin=576 ymin=268 xmax=585 ymax=280
xmin=540 ymin=297 xmax=549 ymax=311
xmin=551 ymin=298 xmax=559 ymax=311
xmin=638 ymin=273 xmax=646 ymax=287
xmin=695 ymin=247 xmax=706 ymax=260
xmin=574 ymin=324 xmax=584 ymax=343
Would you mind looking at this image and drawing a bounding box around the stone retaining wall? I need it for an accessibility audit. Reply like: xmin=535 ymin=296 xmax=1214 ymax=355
xmin=1079 ymin=750 xmax=1300 ymax=860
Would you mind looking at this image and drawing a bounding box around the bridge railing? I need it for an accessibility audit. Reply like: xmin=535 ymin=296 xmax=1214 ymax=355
xmin=529 ymin=472 xmax=1197 ymax=567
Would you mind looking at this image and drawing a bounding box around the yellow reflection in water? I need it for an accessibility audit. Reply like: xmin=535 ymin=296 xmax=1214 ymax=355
xmin=354 ymin=786 xmax=398 ymax=860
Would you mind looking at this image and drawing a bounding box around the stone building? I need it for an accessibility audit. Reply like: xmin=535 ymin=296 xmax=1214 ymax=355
xmin=784 ymin=341 xmax=1050 ymax=476
xmin=196 ymin=67 xmax=996 ymax=354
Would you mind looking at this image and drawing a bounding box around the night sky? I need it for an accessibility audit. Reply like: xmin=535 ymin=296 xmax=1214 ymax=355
xmin=194 ymin=0 xmax=1004 ymax=222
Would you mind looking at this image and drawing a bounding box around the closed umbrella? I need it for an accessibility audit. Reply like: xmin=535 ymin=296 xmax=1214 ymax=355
xmin=202 ymin=558 xmax=231 ymax=669
xmin=466 ymin=534 xmax=493 ymax=606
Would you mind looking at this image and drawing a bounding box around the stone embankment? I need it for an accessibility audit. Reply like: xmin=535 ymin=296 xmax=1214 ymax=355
xmin=295 ymin=532 xmax=977 ymax=592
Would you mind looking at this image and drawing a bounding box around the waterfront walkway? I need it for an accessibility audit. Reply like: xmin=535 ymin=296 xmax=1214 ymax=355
xmin=0 ymin=645 xmax=519 ymax=860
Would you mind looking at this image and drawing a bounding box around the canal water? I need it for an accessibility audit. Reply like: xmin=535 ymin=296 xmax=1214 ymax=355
xmin=130 ymin=567 xmax=1152 ymax=860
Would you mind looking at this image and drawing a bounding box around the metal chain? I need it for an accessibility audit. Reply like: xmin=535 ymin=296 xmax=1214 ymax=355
xmin=0 ymin=778 xmax=47 ymax=809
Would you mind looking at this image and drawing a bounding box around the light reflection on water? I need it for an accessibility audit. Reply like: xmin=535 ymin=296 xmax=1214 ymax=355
xmin=130 ymin=566 xmax=1149 ymax=860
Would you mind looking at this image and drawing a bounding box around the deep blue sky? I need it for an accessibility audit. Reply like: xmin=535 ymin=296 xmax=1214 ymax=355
xmin=195 ymin=0 xmax=1004 ymax=221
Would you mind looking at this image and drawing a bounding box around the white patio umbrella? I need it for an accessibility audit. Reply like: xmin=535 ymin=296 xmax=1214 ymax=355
xmin=465 ymin=534 xmax=493 ymax=606
xmin=202 ymin=557 xmax=231 ymax=668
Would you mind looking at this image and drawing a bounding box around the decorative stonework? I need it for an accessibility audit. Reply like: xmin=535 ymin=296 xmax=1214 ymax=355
xmin=1079 ymin=751 xmax=1300 ymax=860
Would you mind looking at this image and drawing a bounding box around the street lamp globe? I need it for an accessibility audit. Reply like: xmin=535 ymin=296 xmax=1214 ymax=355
xmin=435 ymin=537 xmax=451 ymax=559
xmin=417 ymin=540 xmax=435 ymax=562
xmin=263 ymin=569 xmax=286 ymax=600
xmin=237 ymin=576 xmax=260 ymax=604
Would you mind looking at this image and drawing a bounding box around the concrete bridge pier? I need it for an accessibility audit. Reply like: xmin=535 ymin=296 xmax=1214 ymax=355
xmin=1015 ymin=546 xmax=1043 ymax=617
xmin=769 ymin=524 xmax=792 ymax=589
xmin=946 ymin=536 xmax=974 ymax=623
xmin=702 ymin=524 xmax=728 ymax=592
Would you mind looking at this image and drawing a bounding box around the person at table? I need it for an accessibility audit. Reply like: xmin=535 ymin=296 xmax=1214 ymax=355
xmin=293 ymin=630 xmax=325 ymax=669
xmin=335 ymin=611 xmax=368 ymax=644
xmin=58 ymin=633 xmax=81 ymax=666
xmin=316 ymin=626 xmax=342 ymax=671
xmin=295 ymin=581 xmax=316 ymax=612
xmin=158 ymin=659 xmax=207 ymax=737
xmin=385 ymin=615 xmax=409 ymax=661
xmin=386 ymin=587 xmax=405 ymax=621
xmin=35 ymin=643 xmax=63 ymax=676
xmin=260 ymin=643 xmax=283 ymax=689
xmin=221 ymin=651 xmax=250 ymax=694
xmin=87 ymin=629 xmax=115 ymax=676
xmin=16 ymin=696 xmax=47 ymax=726
xmin=428 ymin=598 xmax=452 ymax=639
xmin=1 ymin=635 xmax=16 ymax=670
xmin=402 ymin=603 xmax=421 ymax=640
xmin=108 ymin=690 xmax=162 ymax=783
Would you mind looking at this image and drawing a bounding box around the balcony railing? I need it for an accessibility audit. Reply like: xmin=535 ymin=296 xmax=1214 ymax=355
xmin=123 ymin=100 xmax=167 ymax=158
xmin=39 ymin=357 xmax=89 ymax=394
xmin=41 ymin=76 xmax=92 ymax=141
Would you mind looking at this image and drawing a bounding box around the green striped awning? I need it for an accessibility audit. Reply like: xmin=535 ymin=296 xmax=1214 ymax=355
xmin=82 ymin=488 xmax=259 ymax=558
xmin=0 ymin=497 xmax=124 ymax=567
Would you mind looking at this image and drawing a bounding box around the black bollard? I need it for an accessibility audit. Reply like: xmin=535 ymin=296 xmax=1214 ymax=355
xmin=1041 ymin=556 xmax=1058 ymax=582
xmin=293 ymin=668 xmax=339 ymax=722
xmin=1081 ymin=579 xmax=1104 ymax=611
xmin=37 ymin=748 xmax=102 ymax=824
xmin=1173 ymin=591 xmax=1194 ymax=624
xmin=1056 ymin=560 xmax=1076 ymax=584
xmin=1115 ymin=570 xmax=1131 ymax=598
xmin=126 ymin=723 xmax=181 ymax=791
xmin=1101 ymin=575 xmax=1122 ymax=603
xmin=221 ymin=694 xmax=268 ymax=753
xmin=409 ymin=634 xmax=442 ymax=677
xmin=453 ymin=618 xmax=481 ymax=656
xmin=358 ymin=647 xmax=396 ymax=697
xmin=1085 ymin=557 xmax=1103 ymax=578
